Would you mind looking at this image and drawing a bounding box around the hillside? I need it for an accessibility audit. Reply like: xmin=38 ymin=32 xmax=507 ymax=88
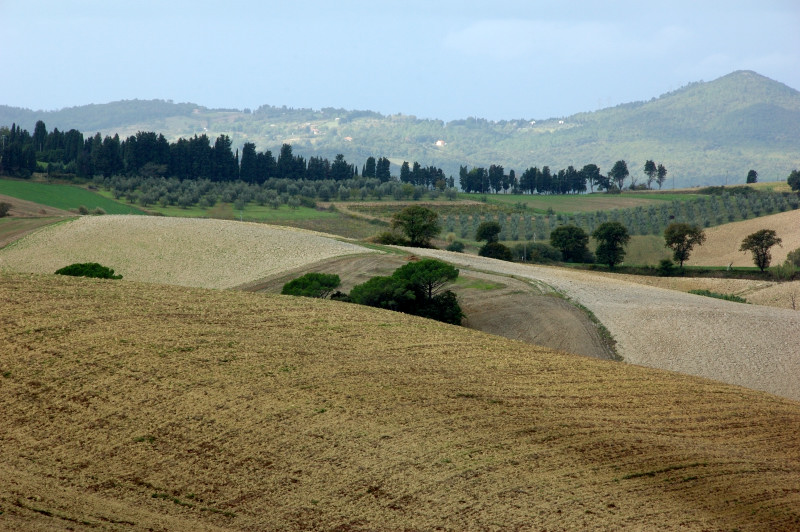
xmin=2 ymin=271 xmax=800 ymax=530
xmin=0 ymin=215 xmax=374 ymax=289
xmin=688 ymin=208 xmax=800 ymax=267
xmin=2 ymin=71 xmax=799 ymax=186
xmin=2 ymin=214 xmax=798 ymax=401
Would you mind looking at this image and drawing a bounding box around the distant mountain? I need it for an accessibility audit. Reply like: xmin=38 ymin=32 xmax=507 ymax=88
xmin=2 ymin=71 xmax=798 ymax=186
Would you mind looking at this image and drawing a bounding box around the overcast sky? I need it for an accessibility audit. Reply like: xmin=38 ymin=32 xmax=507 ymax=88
xmin=1 ymin=0 xmax=798 ymax=121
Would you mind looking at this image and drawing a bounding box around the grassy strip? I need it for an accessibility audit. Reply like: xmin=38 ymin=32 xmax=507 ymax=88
xmin=688 ymin=289 xmax=749 ymax=304
xmin=0 ymin=179 xmax=146 ymax=214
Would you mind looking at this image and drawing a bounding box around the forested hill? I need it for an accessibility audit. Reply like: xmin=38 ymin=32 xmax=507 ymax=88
xmin=2 ymin=70 xmax=799 ymax=187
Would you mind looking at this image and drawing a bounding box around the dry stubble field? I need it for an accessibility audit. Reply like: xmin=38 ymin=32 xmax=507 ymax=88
xmin=0 ymin=215 xmax=375 ymax=289
xmin=404 ymin=248 xmax=800 ymax=401
xmin=2 ymin=272 xmax=800 ymax=530
xmin=688 ymin=208 xmax=800 ymax=267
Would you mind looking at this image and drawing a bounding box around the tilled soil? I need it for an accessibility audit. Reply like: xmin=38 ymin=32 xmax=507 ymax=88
xmin=403 ymin=247 xmax=800 ymax=401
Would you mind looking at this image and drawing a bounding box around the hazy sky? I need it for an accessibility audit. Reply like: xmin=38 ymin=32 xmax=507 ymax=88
xmin=2 ymin=0 xmax=798 ymax=121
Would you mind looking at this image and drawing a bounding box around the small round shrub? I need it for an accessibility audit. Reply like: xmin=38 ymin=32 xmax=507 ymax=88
xmin=55 ymin=262 xmax=122 ymax=279
xmin=446 ymin=241 xmax=465 ymax=253
xmin=656 ymin=258 xmax=676 ymax=277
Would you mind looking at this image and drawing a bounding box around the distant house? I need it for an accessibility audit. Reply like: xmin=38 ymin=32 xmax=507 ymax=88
xmin=344 ymin=136 xmax=353 ymax=142
xmin=435 ymin=140 xmax=446 ymax=147
xmin=558 ymin=120 xmax=565 ymax=125
xmin=310 ymin=127 xmax=320 ymax=135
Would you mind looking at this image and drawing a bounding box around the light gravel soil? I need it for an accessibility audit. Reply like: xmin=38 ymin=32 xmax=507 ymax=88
xmin=0 ymin=215 xmax=376 ymax=289
xmin=402 ymin=247 xmax=800 ymax=401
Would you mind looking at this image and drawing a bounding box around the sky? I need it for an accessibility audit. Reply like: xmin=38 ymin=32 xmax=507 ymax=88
xmin=1 ymin=0 xmax=799 ymax=121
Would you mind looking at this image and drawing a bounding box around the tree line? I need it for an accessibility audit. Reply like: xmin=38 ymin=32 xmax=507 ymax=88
xmin=3 ymin=121 xmax=670 ymax=196
xmin=0 ymin=121 xmax=449 ymax=187
xmin=459 ymin=160 xmax=668 ymax=195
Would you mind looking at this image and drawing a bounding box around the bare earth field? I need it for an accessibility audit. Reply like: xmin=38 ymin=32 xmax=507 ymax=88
xmin=688 ymin=208 xmax=800 ymax=267
xmin=403 ymin=248 xmax=800 ymax=401
xmin=2 ymin=272 xmax=800 ymax=530
xmin=0 ymin=215 xmax=375 ymax=289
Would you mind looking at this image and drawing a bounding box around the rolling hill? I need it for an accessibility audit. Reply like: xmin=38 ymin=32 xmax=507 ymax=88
xmin=2 ymin=71 xmax=799 ymax=186
xmin=2 ymin=271 xmax=800 ymax=530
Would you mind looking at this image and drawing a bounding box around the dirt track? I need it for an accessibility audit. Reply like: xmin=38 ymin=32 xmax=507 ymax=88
xmin=403 ymin=247 xmax=800 ymax=401
xmin=244 ymin=254 xmax=615 ymax=360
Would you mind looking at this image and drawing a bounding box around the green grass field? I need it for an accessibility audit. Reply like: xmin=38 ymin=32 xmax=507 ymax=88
xmin=0 ymin=179 xmax=146 ymax=214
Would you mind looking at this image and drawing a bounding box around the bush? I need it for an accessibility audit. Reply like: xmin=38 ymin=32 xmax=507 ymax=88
xmin=91 ymin=207 xmax=106 ymax=215
xmin=512 ymin=242 xmax=562 ymax=263
xmin=77 ymin=205 xmax=90 ymax=215
xmin=55 ymin=262 xmax=122 ymax=279
xmin=479 ymin=241 xmax=513 ymax=261
xmin=281 ymin=272 xmax=341 ymax=298
xmin=446 ymin=241 xmax=465 ymax=253
xmin=373 ymin=231 xmax=410 ymax=245
xmin=656 ymin=258 xmax=676 ymax=277
xmin=785 ymin=247 xmax=800 ymax=268
xmin=0 ymin=202 xmax=11 ymax=217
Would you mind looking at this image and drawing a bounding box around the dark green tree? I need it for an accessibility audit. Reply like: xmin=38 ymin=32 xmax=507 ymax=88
xmin=746 ymin=169 xmax=758 ymax=184
xmin=330 ymin=154 xmax=352 ymax=181
xmin=376 ymin=156 xmax=391 ymax=182
xmin=739 ymin=229 xmax=782 ymax=272
xmin=549 ymin=225 xmax=591 ymax=262
xmin=239 ymin=142 xmax=258 ymax=183
xmin=664 ymin=223 xmax=706 ymax=268
xmin=478 ymin=242 xmax=513 ymax=261
xmin=475 ymin=221 xmax=501 ymax=243
xmin=400 ymin=161 xmax=411 ymax=183
xmin=592 ymin=221 xmax=630 ymax=269
xmin=281 ymin=272 xmax=341 ymax=298
xmin=580 ymin=164 xmax=602 ymax=193
xmin=55 ymin=262 xmax=122 ymax=279
xmin=656 ymin=164 xmax=668 ymax=189
xmin=392 ymin=258 xmax=459 ymax=300
xmin=644 ymin=160 xmax=657 ymax=189
xmin=608 ymin=160 xmax=629 ymax=190
xmin=349 ymin=276 xmax=416 ymax=312
xmin=787 ymin=169 xmax=800 ymax=193
xmin=391 ymin=205 xmax=440 ymax=247
xmin=362 ymin=156 xmax=376 ymax=178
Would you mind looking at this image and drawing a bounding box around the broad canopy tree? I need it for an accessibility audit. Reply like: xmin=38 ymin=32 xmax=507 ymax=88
xmin=608 ymin=160 xmax=629 ymax=190
xmin=391 ymin=205 xmax=441 ymax=247
xmin=549 ymin=225 xmax=591 ymax=263
xmin=592 ymin=221 xmax=630 ymax=269
xmin=740 ymin=229 xmax=782 ymax=272
xmin=664 ymin=223 xmax=706 ymax=268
